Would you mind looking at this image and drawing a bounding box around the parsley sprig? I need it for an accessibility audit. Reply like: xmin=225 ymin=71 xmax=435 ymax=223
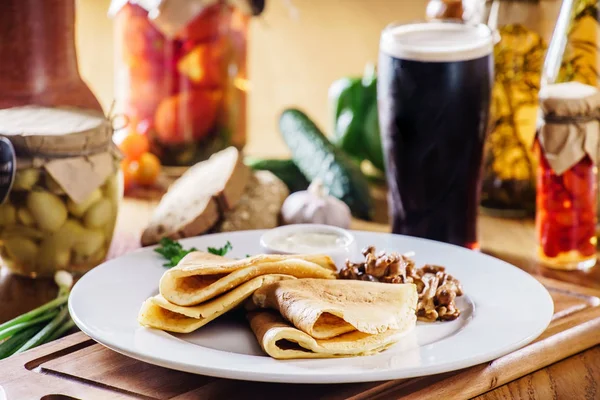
xmin=208 ymin=241 xmax=233 ymax=256
xmin=154 ymin=238 xmax=233 ymax=268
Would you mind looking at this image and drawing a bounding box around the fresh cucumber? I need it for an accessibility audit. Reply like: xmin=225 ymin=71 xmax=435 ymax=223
xmin=279 ymin=108 xmax=373 ymax=220
xmin=244 ymin=157 xmax=310 ymax=193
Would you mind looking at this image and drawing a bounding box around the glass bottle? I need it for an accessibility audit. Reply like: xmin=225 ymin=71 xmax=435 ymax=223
xmin=543 ymin=0 xmax=598 ymax=88
xmin=479 ymin=0 xmax=562 ymax=217
xmin=426 ymin=0 xmax=486 ymax=23
xmin=0 ymin=0 xmax=102 ymax=112
xmin=426 ymin=0 xmax=465 ymax=20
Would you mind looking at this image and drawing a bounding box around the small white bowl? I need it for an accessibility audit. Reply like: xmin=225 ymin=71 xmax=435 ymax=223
xmin=259 ymin=224 xmax=358 ymax=271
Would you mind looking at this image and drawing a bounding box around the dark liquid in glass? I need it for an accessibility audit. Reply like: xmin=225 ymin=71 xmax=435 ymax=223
xmin=377 ymin=49 xmax=492 ymax=249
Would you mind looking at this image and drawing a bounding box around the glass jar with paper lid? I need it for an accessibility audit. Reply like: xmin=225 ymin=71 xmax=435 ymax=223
xmin=535 ymin=82 xmax=599 ymax=270
xmin=0 ymin=106 xmax=122 ymax=278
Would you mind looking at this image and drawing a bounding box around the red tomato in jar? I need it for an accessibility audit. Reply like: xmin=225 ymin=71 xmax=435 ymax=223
xmin=536 ymin=209 xmax=548 ymax=229
xmin=552 ymin=209 xmax=576 ymax=227
xmin=153 ymin=89 xmax=222 ymax=144
xmin=121 ymin=14 xmax=166 ymax=62
xmin=572 ymin=156 xmax=594 ymax=175
xmin=578 ymin=221 xmax=596 ymax=236
xmin=126 ymin=75 xmax=172 ymax=124
xmin=545 ymin=186 xmax=575 ymax=212
xmin=128 ymin=55 xmax=166 ymax=84
xmin=541 ymin=229 xmax=561 ymax=258
xmin=549 ymin=175 xmax=566 ymax=192
xmin=130 ymin=152 xmax=162 ymax=186
xmin=563 ymin=166 xmax=594 ymax=198
xmin=582 ymin=209 xmax=598 ymax=225
xmin=557 ymin=234 xmax=576 ymax=254
xmin=578 ymin=239 xmax=597 ymax=257
xmin=571 ymin=192 xmax=595 ymax=213
xmin=121 ymin=159 xmax=136 ymax=192
xmin=175 ymin=4 xmax=231 ymax=43
xmin=177 ymin=38 xmax=226 ymax=88
xmin=538 ymin=215 xmax=558 ymax=257
xmin=117 ymin=132 xmax=150 ymax=161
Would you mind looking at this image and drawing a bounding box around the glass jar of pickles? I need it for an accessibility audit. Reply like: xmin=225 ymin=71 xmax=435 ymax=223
xmin=480 ymin=0 xmax=562 ymax=217
xmin=0 ymin=106 xmax=122 ymax=277
xmin=535 ymin=82 xmax=599 ymax=270
xmin=541 ymin=0 xmax=600 ymax=243
xmin=111 ymin=0 xmax=262 ymax=171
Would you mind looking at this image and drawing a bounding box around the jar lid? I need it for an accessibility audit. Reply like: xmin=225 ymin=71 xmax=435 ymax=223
xmin=0 ymin=106 xmax=120 ymax=204
xmin=539 ymin=81 xmax=600 ymax=118
xmin=537 ymin=82 xmax=600 ymax=175
xmin=0 ymin=106 xmax=113 ymax=157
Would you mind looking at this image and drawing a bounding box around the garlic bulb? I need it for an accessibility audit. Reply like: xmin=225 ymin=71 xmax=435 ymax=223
xmin=280 ymin=179 xmax=352 ymax=228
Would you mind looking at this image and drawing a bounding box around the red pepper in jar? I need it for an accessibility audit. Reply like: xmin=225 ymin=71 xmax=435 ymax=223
xmin=536 ymin=151 xmax=596 ymax=261
xmin=535 ymin=82 xmax=599 ymax=271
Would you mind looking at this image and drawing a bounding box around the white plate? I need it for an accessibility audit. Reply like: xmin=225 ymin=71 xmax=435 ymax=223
xmin=69 ymin=230 xmax=553 ymax=384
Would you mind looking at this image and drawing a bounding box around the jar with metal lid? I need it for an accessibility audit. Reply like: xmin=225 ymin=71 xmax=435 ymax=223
xmin=535 ymin=82 xmax=599 ymax=270
xmin=0 ymin=106 xmax=122 ymax=277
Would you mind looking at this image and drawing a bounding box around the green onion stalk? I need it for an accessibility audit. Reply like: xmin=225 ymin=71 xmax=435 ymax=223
xmin=0 ymin=270 xmax=75 ymax=360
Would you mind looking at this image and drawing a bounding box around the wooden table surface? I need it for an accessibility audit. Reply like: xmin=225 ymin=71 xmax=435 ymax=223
xmin=1 ymin=188 xmax=599 ymax=399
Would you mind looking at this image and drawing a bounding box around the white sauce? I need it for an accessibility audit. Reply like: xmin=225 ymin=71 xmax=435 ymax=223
xmin=269 ymin=231 xmax=350 ymax=253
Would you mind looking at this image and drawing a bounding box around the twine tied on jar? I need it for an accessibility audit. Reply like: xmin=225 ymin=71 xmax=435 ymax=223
xmin=536 ymin=82 xmax=600 ymax=176
xmin=0 ymin=106 xmax=121 ymax=204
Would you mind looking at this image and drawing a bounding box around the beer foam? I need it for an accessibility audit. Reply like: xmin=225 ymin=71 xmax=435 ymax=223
xmin=380 ymin=22 xmax=493 ymax=62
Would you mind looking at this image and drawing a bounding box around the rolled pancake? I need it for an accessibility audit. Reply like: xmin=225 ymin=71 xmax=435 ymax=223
xmin=160 ymin=253 xmax=336 ymax=306
xmin=176 ymin=252 xmax=336 ymax=275
xmin=138 ymin=274 xmax=295 ymax=333
xmin=248 ymin=311 xmax=411 ymax=359
xmin=252 ymin=279 xmax=418 ymax=339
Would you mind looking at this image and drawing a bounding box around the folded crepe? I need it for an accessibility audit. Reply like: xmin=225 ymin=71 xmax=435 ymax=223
xmin=247 ymin=311 xmax=408 ymax=359
xmin=159 ymin=252 xmax=336 ymax=306
xmin=138 ymin=274 xmax=295 ymax=333
xmin=251 ymin=279 xmax=418 ymax=339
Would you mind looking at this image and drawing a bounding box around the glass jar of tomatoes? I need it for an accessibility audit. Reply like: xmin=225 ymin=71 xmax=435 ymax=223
xmin=111 ymin=0 xmax=262 ymax=171
xmin=535 ymin=82 xmax=599 ymax=270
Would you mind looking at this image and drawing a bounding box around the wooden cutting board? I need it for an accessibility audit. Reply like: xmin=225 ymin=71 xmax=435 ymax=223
xmin=0 ymin=275 xmax=598 ymax=400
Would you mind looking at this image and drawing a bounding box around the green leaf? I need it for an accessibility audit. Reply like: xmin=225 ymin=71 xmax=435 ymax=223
xmin=154 ymin=238 xmax=198 ymax=268
xmin=155 ymin=238 xmax=233 ymax=267
xmin=207 ymin=241 xmax=233 ymax=256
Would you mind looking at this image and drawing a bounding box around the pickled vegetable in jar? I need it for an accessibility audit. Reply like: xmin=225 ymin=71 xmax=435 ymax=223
xmin=0 ymin=106 xmax=122 ymax=277
xmin=535 ymin=82 xmax=599 ymax=270
xmin=111 ymin=0 xmax=263 ymax=172
xmin=541 ymin=0 xmax=600 ymax=243
xmin=480 ymin=0 xmax=563 ymax=217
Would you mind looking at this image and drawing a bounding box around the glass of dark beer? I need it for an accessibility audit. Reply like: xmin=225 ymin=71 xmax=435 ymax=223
xmin=377 ymin=21 xmax=494 ymax=250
